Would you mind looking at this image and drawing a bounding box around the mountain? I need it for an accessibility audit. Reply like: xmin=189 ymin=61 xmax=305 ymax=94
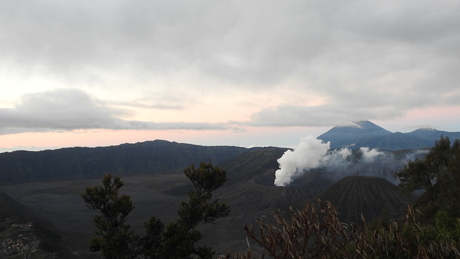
xmin=317 ymin=121 xmax=391 ymax=148
xmin=406 ymin=128 xmax=460 ymax=144
xmin=0 ymin=142 xmax=420 ymax=256
xmin=0 ymin=140 xmax=247 ymax=184
xmin=318 ymin=121 xmax=460 ymax=150
xmin=353 ymin=132 xmax=433 ymax=150
xmin=318 ymin=176 xmax=413 ymax=223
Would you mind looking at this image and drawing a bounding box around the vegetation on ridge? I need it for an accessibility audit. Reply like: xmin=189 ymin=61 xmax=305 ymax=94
xmin=0 ymin=140 xmax=246 ymax=184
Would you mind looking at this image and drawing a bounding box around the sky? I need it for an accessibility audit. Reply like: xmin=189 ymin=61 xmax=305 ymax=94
xmin=1 ymin=0 xmax=460 ymax=152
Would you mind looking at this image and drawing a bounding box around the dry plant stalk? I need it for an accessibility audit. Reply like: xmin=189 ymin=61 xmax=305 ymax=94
xmin=229 ymin=200 xmax=460 ymax=259
xmin=232 ymin=199 xmax=355 ymax=259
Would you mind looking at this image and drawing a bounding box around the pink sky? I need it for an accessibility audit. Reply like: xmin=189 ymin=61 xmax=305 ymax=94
xmin=1 ymin=104 xmax=458 ymax=153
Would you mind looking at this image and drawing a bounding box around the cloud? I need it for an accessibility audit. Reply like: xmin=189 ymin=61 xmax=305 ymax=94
xmin=0 ymin=89 xmax=229 ymax=134
xmin=360 ymin=147 xmax=383 ymax=162
xmin=244 ymin=104 xmax=403 ymax=127
xmin=1 ymin=1 xmax=460 ymax=129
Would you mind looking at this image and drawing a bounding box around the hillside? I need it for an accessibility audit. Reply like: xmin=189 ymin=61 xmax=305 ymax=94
xmin=406 ymin=128 xmax=460 ymax=143
xmin=319 ymin=176 xmax=413 ymax=223
xmin=0 ymin=140 xmax=247 ymax=184
xmin=0 ymin=192 xmax=74 ymax=258
xmin=353 ymin=132 xmax=433 ymax=150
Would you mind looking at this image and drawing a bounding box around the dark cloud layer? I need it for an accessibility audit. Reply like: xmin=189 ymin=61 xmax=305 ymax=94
xmin=0 ymin=89 xmax=227 ymax=134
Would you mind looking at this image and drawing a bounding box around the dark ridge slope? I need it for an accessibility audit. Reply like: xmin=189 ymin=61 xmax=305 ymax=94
xmin=219 ymin=147 xmax=288 ymax=186
xmin=406 ymin=128 xmax=460 ymax=143
xmin=0 ymin=140 xmax=247 ymax=184
xmin=0 ymin=192 xmax=74 ymax=258
xmin=319 ymin=176 xmax=413 ymax=223
xmin=0 ymin=192 xmax=29 ymax=224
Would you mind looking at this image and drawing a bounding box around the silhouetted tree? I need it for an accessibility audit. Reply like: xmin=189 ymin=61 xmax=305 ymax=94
xmin=141 ymin=162 xmax=230 ymax=259
xmin=82 ymin=174 xmax=139 ymax=259
xmin=83 ymin=161 xmax=229 ymax=259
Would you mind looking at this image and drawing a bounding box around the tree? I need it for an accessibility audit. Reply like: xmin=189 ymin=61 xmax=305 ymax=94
xmin=81 ymin=174 xmax=139 ymax=259
xmin=142 ymin=162 xmax=230 ymax=258
xmin=82 ymin=161 xmax=229 ymax=259
xmin=395 ymin=136 xmax=460 ymax=221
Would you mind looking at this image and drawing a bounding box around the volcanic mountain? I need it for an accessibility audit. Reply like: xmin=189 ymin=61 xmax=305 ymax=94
xmin=317 ymin=121 xmax=391 ymax=148
xmin=319 ymin=176 xmax=413 ymax=223
xmin=317 ymin=120 xmax=460 ymax=150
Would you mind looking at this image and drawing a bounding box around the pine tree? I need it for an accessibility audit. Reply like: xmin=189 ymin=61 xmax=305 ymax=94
xmin=82 ymin=174 xmax=139 ymax=259
xmin=142 ymin=161 xmax=230 ymax=258
xmin=82 ymin=161 xmax=230 ymax=259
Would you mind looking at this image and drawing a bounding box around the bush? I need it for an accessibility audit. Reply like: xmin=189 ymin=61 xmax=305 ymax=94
xmin=229 ymin=200 xmax=460 ymax=259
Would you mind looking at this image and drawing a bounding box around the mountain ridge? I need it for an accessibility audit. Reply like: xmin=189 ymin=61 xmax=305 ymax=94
xmin=318 ymin=120 xmax=460 ymax=150
xmin=0 ymin=139 xmax=248 ymax=185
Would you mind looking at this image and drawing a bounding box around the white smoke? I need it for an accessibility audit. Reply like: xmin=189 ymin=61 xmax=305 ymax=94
xmin=274 ymin=136 xmax=329 ymax=186
xmin=360 ymin=147 xmax=383 ymax=162
xmin=274 ymin=136 xmax=384 ymax=186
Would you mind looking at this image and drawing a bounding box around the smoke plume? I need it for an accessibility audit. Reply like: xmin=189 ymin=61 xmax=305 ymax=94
xmin=274 ymin=136 xmax=387 ymax=186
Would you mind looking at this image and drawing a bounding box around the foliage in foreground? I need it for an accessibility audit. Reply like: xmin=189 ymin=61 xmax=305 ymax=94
xmin=396 ymin=136 xmax=460 ymax=222
xmin=82 ymin=161 xmax=229 ymax=259
xmin=229 ymin=199 xmax=460 ymax=259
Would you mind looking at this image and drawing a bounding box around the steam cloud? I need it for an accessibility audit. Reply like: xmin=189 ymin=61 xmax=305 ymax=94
xmin=274 ymin=136 xmax=385 ymax=186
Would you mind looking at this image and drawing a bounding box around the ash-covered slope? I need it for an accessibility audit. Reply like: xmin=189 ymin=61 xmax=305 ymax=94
xmin=319 ymin=176 xmax=413 ymax=223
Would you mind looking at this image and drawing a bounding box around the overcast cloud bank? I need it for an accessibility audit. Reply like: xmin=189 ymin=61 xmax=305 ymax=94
xmin=1 ymin=1 xmax=460 ymax=135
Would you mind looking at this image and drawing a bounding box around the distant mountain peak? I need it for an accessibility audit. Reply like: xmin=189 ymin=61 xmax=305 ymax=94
xmin=317 ymin=120 xmax=392 ymax=149
xmin=353 ymin=120 xmax=388 ymax=130
xmin=335 ymin=121 xmax=362 ymax=128
xmin=317 ymin=120 xmax=460 ymax=151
